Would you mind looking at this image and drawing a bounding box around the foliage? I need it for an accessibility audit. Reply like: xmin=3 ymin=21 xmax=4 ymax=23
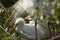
xmin=0 ymin=0 xmax=60 ymax=40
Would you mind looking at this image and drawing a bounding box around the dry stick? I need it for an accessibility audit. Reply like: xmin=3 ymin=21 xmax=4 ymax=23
xmin=49 ymin=35 xmax=60 ymax=40
xmin=0 ymin=3 xmax=17 ymax=40
xmin=48 ymin=21 xmax=52 ymax=39
xmin=35 ymin=13 xmax=38 ymax=40
xmin=0 ymin=26 xmax=17 ymax=40
xmin=0 ymin=3 xmax=7 ymax=11
xmin=0 ymin=3 xmax=11 ymax=35
xmin=0 ymin=25 xmax=11 ymax=36
xmin=35 ymin=19 xmax=37 ymax=40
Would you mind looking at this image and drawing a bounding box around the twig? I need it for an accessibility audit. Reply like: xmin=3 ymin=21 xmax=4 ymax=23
xmin=49 ymin=35 xmax=60 ymax=40
xmin=0 ymin=25 xmax=11 ymax=36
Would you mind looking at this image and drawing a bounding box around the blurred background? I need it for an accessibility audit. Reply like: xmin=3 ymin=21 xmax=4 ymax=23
xmin=0 ymin=0 xmax=60 ymax=40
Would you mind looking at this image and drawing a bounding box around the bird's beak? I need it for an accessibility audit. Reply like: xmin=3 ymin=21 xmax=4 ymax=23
xmin=13 ymin=23 xmax=19 ymax=28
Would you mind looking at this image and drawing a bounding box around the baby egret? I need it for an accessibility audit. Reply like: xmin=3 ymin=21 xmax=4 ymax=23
xmin=15 ymin=18 xmax=50 ymax=40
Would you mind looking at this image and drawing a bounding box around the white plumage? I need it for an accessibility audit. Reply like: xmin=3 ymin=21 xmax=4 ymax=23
xmin=12 ymin=0 xmax=53 ymax=20
xmin=11 ymin=0 xmax=51 ymax=39
xmin=12 ymin=0 xmax=44 ymax=19
xmin=15 ymin=18 xmax=50 ymax=40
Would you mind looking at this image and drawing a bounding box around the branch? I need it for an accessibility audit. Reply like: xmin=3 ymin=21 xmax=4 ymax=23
xmin=0 ymin=25 xmax=11 ymax=36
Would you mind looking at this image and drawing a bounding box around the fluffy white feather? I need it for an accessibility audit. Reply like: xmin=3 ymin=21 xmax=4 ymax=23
xmin=15 ymin=18 xmax=50 ymax=40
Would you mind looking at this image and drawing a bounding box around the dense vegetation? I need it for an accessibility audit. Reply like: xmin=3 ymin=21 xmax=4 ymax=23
xmin=0 ymin=0 xmax=60 ymax=40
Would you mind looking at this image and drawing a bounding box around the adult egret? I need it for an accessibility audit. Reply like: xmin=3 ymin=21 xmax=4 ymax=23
xmin=14 ymin=18 xmax=50 ymax=40
xmin=0 ymin=0 xmax=53 ymax=19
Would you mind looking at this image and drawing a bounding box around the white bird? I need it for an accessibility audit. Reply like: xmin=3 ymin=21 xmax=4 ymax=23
xmin=14 ymin=18 xmax=50 ymax=40
xmin=11 ymin=0 xmax=45 ymax=19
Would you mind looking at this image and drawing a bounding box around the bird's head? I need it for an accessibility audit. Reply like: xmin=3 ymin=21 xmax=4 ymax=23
xmin=14 ymin=18 xmax=25 ymax=28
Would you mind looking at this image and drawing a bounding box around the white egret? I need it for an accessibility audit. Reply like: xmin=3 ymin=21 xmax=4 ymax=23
xmin=0 ymin=0 xmax=53 ymax=17
xmin=14 ymin=18 xmax=50 ymax=40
